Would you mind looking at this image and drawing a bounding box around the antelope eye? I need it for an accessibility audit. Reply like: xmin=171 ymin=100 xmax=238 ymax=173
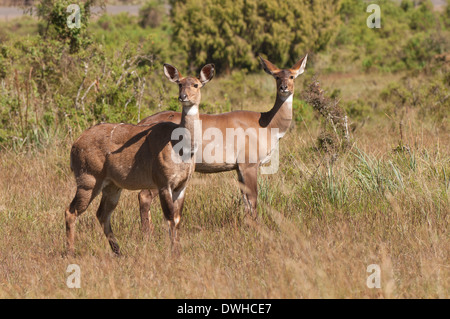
xmin=276 ymin=77 xmax=280 ymax=81
xmin=290 ymin=76 xmax=294 ymax=79
xmin=194 ymin=84 xmax=198 ymax=88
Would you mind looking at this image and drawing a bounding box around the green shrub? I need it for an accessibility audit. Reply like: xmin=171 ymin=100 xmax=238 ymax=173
xmin=344 ymin=99 xmax=372 ymax=120
xmin=171 ymin=0 xmax=342 ymax=72
xmin=292 ymin=98 xmax=314 ymax=123
xmin=35 ymin=0 xmax=102 ymax=53
xmin=331 ymin=0 xmax=449 ymax=73
xmin=400 ymin=0 xmax=413 ymax=12
xmin=408 ymin=0 xmax=436 ymax=31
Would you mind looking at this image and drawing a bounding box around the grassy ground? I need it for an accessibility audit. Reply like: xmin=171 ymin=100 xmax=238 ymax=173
xmin=0 ymin=69 xmax=448 ymax=298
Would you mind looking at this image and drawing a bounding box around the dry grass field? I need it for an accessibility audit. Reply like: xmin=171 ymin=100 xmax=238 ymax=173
xmin=0 ymin=71 xmax=448 ymax=298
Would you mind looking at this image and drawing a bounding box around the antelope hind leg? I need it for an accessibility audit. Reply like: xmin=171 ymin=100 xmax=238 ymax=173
xmin=96 ymin=183 xmax=122 ymax=256
xmin=138 ymin=189 xmax=158 ymax=238
xmin=65 ymin=175 xmax=101 ymax=256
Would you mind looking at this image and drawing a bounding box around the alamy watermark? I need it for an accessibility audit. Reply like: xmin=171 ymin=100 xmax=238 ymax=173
xmin=367 ymin=4 xmax=381 ymax=29
xmin=66 ymin=4 xmax=81 ymax=29
xmin=66 ymin=264 xmax=81 ymax=288
xmin=366 ymin=264 xmax=381 ymax=289
xmin=170 ymin=120 xmax=281 ymax=174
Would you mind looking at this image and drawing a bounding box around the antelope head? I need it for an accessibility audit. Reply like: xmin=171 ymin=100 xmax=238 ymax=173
xmin=164 ymin=63 xmax=215 ymax=114
xmin=259 ymin=54 xmax=308 ymax=97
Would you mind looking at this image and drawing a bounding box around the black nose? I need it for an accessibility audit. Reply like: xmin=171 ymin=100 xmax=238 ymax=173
xmin=179 ymin=94 xmax=187 ymax=101
xmin=280 ymin=84 xmax=287 ymax=91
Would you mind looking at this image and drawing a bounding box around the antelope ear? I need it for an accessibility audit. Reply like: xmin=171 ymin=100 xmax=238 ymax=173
xmin=164 ymin=63 xmax=182 ymax=83
xmin=291 ymin=54 xmax=308 ymax=78
xmin=258 ymin=55 xmax=280 ymax=76
xmin=199 ymin=64 xmax=215 ymax=86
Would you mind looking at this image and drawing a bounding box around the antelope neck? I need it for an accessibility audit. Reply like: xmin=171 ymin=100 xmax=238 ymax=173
xmin=180 ymin=104 xmax=199 ymax=126
xmin=261 ymin=92 xmax=293 ymax=135
xmin=180 ymin=104 xmax=200 ymax=149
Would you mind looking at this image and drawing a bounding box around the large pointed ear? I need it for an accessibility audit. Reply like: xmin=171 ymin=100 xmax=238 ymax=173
xmin=291 ymin=54 xmax=308 ymax=78
xmin=259 ymin=55 xmax=280 ymax=75
xmin=199 ymin=63 xmax=215 ymax=86
xmin=164 ymin=63 xmax=182 ymax=83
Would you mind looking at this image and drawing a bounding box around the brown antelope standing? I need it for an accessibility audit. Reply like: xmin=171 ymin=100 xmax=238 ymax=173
xmin=138 ymin=55 xmax=308 ymax=236
xmin=65 ymin=63 xmax=215 ymax=255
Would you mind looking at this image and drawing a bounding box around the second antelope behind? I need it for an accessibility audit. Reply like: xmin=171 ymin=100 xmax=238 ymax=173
xmin=65 ymin=64 xmax=215 ymax=256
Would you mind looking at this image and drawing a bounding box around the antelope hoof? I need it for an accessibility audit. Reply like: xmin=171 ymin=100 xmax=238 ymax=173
xmin=109 ymin=242 xmax=121 ymax=256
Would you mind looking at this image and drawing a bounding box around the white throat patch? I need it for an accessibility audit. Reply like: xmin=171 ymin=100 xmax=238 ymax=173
xmin=285 ymin=94 xmax=293 ymax=107
xmin=184 ymin=105 xmax=199 ymax=116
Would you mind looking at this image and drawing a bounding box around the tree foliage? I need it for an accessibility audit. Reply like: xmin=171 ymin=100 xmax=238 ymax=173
xmin=170 ymin=0 xmax=342 ymax=72
xmin=35 ymin=0 xmax=104 ymax=52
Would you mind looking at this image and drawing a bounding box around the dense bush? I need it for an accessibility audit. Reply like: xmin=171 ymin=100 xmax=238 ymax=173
xmin=0 ymin=3 xmax=171 ymax=148
xmin=332 ymin=0 xmax=449 ymax=72
xmin=170 ymin=0 xmax=342 ymax=72
xmin=0 ymin=33 xmax=159 ymax=146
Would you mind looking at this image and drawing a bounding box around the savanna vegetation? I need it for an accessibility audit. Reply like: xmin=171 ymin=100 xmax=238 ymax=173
xmin=0 ymin=0 xmax=448 ymax=298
